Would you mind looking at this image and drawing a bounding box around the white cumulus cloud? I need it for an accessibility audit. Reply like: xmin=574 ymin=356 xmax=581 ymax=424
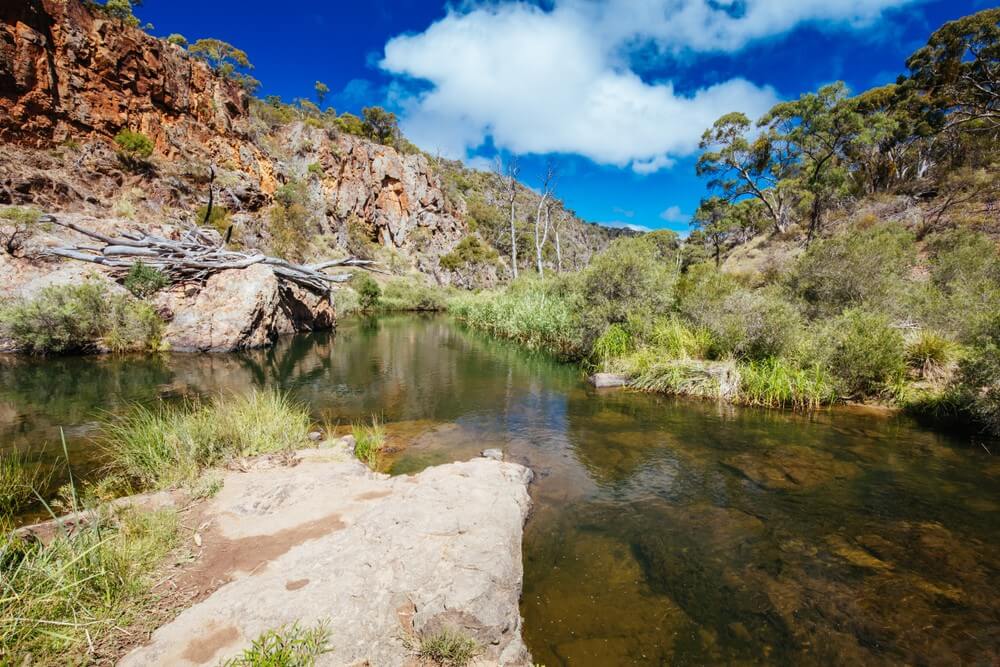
xmin=380 ymin=0 xmax=916 ymax=172
xmin=659 ymin=205 xmax=688 ymax=222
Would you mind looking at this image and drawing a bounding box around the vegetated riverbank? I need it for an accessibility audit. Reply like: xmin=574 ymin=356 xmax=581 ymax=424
xmin=0 ymin=389 xmax=531 ymax=666
xmin=446 ymin=222 xmax=1000 ymax=438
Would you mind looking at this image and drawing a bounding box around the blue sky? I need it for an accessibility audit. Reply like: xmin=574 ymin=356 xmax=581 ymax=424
xmin=137 ymin=0 xmax=990 ymax=232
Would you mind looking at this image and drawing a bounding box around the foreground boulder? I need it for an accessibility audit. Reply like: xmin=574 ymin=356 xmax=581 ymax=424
xmin=120 ymin=447 xmax=534 ymax=666
xmin=156 ymin=264 xmax=335 ymax=352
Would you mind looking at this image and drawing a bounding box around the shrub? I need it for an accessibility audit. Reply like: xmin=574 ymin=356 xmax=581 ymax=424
xmin=921 ymin=230 xmax=1000 ymax=340
xmin=196 ymin=204 xmax=232 ymax=236
xmin=354 ymin=273 xmax=382 ymax=311
xmin=630 ymin=359 xmax=739 ymax=399
xmin=0 ymin=282 xmax=163 ymax=355
xmin=113 ymin=129 xmax=154 ymax=169
xmin=0 ymin=506 xmax=179 ymax=659
xmin=269 ymin=181 xmax=312 ymax=261
xmin=953 ymin=315 xmax=1000 ymax=436
xmin=333 ymin=287 xmax=360 ymax=317
xmin=648 ymin=317 xmax=713 ymax=359
xmin=165 ymin=33 xmax=188 ymax=47
xmin=574 ymin=236 xmax=678 ymax=348
xmin=352 ymin=416 xmax=385 ymax=470
xmin=380 ymin=279 xmax=448 ymax=312
xmin=223 ymin=620 xmax=332 ymax=667
xmin=828 ymin=309 xmax=906 ymax=398
xmin=417 ymin=628 xmax=481 ymax=667
xmin=439 ymin=236 xmax=499 ymax=272
xmin=123 ymin=262 xmax=169 ymax=298
xmin=346 ymin=215 xmax=379 ymax=260
xmin=335 ymin=112 xmax=366 ymax=137
xmin=788 ymin=221 xmax=917 ymax=317
xmin=592 ymin=323 xmax=634 ymax=370
xmin=101 ymin=390 xmax=311 ymax=489
xmin=307 ymin=161 xmax=324 ymax=178
xmin=905 ymin=330 xmax=957 ymax=379
xmin=0 ymin=206 xmax=43 ymax=256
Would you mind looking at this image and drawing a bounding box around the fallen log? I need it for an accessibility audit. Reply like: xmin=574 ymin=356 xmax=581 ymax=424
xmin=41 ymin=214 xmax=378 ymax=297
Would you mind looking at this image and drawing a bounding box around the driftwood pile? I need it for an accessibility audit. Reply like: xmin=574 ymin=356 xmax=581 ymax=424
xmin=42 ymin=214 xmax=375 ymax=297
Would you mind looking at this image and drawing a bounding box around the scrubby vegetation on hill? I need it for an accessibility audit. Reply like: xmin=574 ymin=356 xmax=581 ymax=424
xmin=452 ymin=8 xmax=1000 ymax=437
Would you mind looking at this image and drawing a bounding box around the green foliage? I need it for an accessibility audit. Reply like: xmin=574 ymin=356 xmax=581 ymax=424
xmin=648 ymin=317 xmax=714 ymax=360
xmin=0 ymin=449 xmax=50 ymax=517
xmin=335 ymin=112 xmax=366 ymax=137
xmin=920 ymin=229 xmax=1000 ymax=340
xmin=789 ymin=221 xmax=917 ymax=316
xmin=0 ymin=206 xmax=43 ymax=256
xmin=113 ymin=129 xmax=154 ymax=168
xmin=439 ymin=236 xmax=499 ymax=271
xmin=737 ymin=358 xmax=838 ymax=410
xmin=269 ymin=181 xmax=312 ymax=262
xmin=101 ymin=390 xmax=311 ymax=489
xmin=354 ymin=273 xmax=382 ymax=311
xmin=630 ymin=359 xmax=736 ymax=399
xmin=100 ymin=0 xmax=141 ymax=26
xmin=189 ymin=38 xmax=259 ymax=93
xmin=0 ymin=282 xmax=163 ymax=355
xmin=953 ymin=314 xmax=1000 ymax=435
xmin=380 ymin=279 xmax=449 ymax=312
xmin=313 ymin=81 xmax=330 ymax=107
xmin=197 ymin=204 xmax=233 ymax=235
xmin=351 ymin=416 xmax=385 ymax=470
xmin=307 ymin=162 xmax=324 ymax=178
xmin=165 ymin=33 xmax=187 ymax=47
xmin=223 ymin=620 xmax=332 ymax=667
xmin=828 ymin=309 xmax=906 ymax=397
xmin=333 ymin=287 xmax=361 ymax=317
xmin=123 ymin=262 xmax=169 ymax=298
xmin=361 ymin=106 xmax=399 ymax=145
xmin=905 ymin=330 xmax=957 ymax=378
xmin=592 ymin=323 xmax=633 ymax=370
xmin=449 ymin=279 xmax=579 ymax=358
xmin=416 ymin=628 xmax=481 ymax=667
xmin=345 ymin=215 xmax=379 ymax=260
xmin=0 ymin=506 xmax=179 ymax=659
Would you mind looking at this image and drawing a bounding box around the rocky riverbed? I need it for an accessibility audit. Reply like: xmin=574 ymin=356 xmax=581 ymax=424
xmin=118 ymin=443 xmax=533 ymax=666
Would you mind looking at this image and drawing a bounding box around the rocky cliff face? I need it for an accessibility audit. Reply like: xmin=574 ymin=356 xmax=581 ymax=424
xmin=0 ymin=0 xmax=469 ymax=283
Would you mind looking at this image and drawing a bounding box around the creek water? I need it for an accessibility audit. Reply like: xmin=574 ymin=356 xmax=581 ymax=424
xmin=2 ymin=315 xmax=998 ymax=664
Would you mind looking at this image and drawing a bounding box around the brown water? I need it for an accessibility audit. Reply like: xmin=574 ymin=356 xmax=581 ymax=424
xmin=2 ymin=315 xmax=998 ymax=664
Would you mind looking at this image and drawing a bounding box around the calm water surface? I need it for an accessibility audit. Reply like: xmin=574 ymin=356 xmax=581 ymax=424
xmin=2 ymin=316 xmax=998 ymax=665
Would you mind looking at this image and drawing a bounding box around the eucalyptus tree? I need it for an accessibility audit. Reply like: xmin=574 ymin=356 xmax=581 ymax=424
xmin=493 ymin=157 xmax=521 ymax=279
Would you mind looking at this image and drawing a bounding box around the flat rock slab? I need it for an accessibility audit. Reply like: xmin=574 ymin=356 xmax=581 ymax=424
xmin=588 ymin=373 xmax=630 ymax=388
xmin=120 ymin=448 xmax=533 ymax=666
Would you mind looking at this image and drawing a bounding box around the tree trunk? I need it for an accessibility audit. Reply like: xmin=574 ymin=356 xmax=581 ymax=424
xmin=509 ymin=198 xmax=518 ymax=279
xmin=554 ymin=227 xmax=562 ymax=273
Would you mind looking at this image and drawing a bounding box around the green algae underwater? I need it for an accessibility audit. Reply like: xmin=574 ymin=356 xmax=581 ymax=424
xmin=1 ymin=315 xmax=997 ymax=665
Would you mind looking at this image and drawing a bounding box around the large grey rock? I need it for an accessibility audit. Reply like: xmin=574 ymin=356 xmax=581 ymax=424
xmin=119 ymin=448 xmax=534 ymax=666
xmin=157 ymin=265 xmax=334 ymax=352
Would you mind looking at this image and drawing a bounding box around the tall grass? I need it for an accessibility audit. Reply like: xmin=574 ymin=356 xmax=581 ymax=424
xmin=416 ymin=628 xmax=481 ymax=667
xmin=630 ymin=359 xmax=737 ymax=399
xmin=591 ymin=324 xmax=633 ymax=371
xmin=0 ymin=450 xmax=50 ymax=517
xmin=352 ymin=416 xmax=385 ymax=470
xmin=449 ymin=282 xmax=578 ymax=358
xmin=648 ymin=317 xmax=714 ymax=359
xmin=736 ymin=358 xmax=838 ymax=410
xmin=102 ymin=389 xmax=312 ymax=489
xmin=0 ymin=506 xmax=179 ymax=660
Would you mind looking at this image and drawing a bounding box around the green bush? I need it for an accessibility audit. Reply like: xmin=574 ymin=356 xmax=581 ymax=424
xmin=953 ymin=315 xmax=1000 ymax=436
xmin=352 ymin=416 xmax=385 ymax=470
xmin=789 ymin=221 xmax=917 ymax=316
xmin=828 ymin=309 xmax=906 ymax=398
xmin=737 ymin=358 xmax=838 ymax=410
xmin=0 ymin=282 xmax=163 ymax=355
xmin=905 ymin=330 xmax=957 ymax=379
xmin=921 ymin=230 xmax=1000 ymax=340
xmin=440 ymin=236 xmax=499 ymax=271
xmin=417 ymin=628 xmax=481 ymax=667
xmin=269 ymin=181 xmax=312 ymax=261
xmin=592 ymin=323 xmax=634 ymax=370
xmin=354 ymin=273 xmax=382 ymax=311
xmin=123 ymin=262 xmax=169 ymax=298
xmin=380 ymin=278 xmax=448 ymax=312
xmin=648 ymin=317 xmax=714 ymax=360
xmin=113 ymin=129 xmax=154 ymax=169
xmin=0 ymin=206 xmax=43 ymax=256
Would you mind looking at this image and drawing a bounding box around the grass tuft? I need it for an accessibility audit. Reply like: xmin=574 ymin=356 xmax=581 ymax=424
xmin=0 ymin=449 xmax=50 ymax=517
xmin=736 ymin=358 xmax=838 ymax=410
xmin=222 ymin=620 xmax=332 ymax=667
xmin=101 ymin=389 xmax=311 ymax=490
xmin=0 ymin=506 xmax=179 ymax=660
xmin=417 ymin=627 xmax=481 ymax=667
xmin=351 ymin=416 xmax=385 ymax=470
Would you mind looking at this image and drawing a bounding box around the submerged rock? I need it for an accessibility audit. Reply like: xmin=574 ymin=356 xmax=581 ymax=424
xmin=120 ymin=447 xmax=533 ymax=666
xmin=588 ymin=373 xmax=630 ymax=389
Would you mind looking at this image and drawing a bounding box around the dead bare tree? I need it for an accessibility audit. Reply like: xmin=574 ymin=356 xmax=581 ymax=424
xmin=533 ymin=161 xmax=556 ymax=275
xmin=42 ymin=215 xmax=377 ymax=300
xmin=494 ymin=156 xmax=520 ymax=279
